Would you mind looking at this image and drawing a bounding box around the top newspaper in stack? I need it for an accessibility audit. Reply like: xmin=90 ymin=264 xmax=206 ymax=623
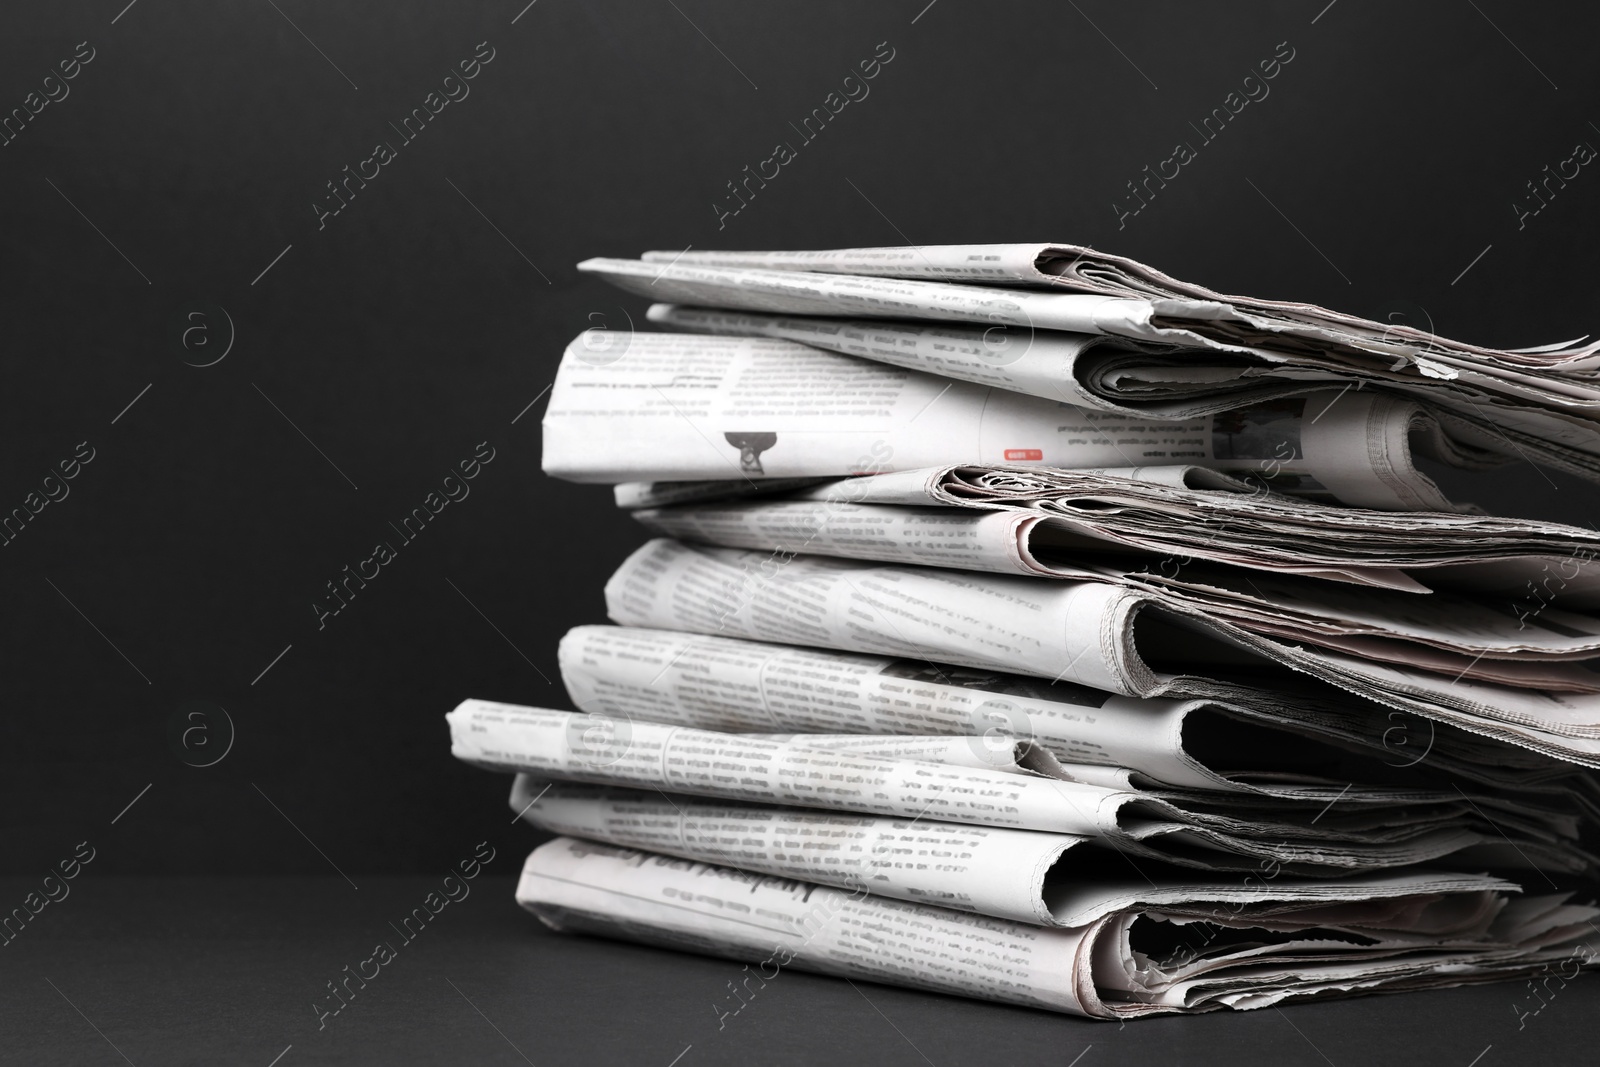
xmin=575 ymin=244 xmax=1600 ymax=484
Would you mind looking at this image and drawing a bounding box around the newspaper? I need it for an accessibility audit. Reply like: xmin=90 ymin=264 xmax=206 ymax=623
xmin=508 ymin=774 xmax=1092 ymax=925
xmin=542 ymin=330 xmax=1462 ymax=511
xmin=448 ymin=697 xmax=1146 ymax=838
xmin=626 ymin=502 xmax=1600 ymax=682
xmin=582 ymin=248 xmax=1600 ymax=482
xmin=450 ymin=700 xmax=1583 ymax=875
xmin=645 ymin=303 xmax=1274 ymax=418
xmin=606 ymin=536 xmax=1600 ymax=684
xmin=603 ymin=538 xmax=1600 ymax=769
xmin=515 ymin=837 xmax=1598 ymax=1018
xmin=643 ymin=304 xmax=1576 ymax=483
xmin=615 ymin=461 xmax=1600 ymax=599
xmin=647 ymin=303 xmax=1525 ymax=471
xmin=636 ymin=243 xmax=1600 ymax=372
xmin=603 ymin=537 xmax=1173 ymax=697
xmin=506 ymin=775 xmax=1542 ymax=928
xmin=774 ymin=464 xmax=1600 ymax=605
xmin=554 ymin=625 xmax=1598 ymax=804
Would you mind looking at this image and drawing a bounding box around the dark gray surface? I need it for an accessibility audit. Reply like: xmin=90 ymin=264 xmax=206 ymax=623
xmin=2 ymin=874 xmax=1595 ymax=1066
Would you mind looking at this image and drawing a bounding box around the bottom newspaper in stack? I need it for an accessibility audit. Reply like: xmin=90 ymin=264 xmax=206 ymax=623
xmin=515 ymin=830 xmax=1592 ymax=1019
xmin=448 ymin=692 xmax=1600 ymax=1018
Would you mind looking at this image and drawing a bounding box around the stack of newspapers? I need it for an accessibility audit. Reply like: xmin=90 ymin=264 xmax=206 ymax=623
xmin=449 ymin=243 xmax=1600 ymax=1019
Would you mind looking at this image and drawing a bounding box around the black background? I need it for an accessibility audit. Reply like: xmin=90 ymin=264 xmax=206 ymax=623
xmin=4 ymin=0 xmax=1599 ymax=889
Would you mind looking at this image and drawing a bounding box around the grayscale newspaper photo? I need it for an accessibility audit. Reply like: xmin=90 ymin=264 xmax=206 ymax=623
xmin=6 ymin=2 xmax=1600 ymax=1065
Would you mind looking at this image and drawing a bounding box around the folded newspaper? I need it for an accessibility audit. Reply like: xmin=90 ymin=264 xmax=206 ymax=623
xmin=617 ymin=463 xmax=1600 ymax=602
xmin=553 ymin=625 xmax=1598 ymax=806
xmin=542 ymin=331 xmax=1474 ymax=512
xmin=627 ymin=500 xmax=1600 ymax=688
xmin=515 ymin=836 xmax=1598 ymax=1018
xmin=579 ymin=244 xmax=1600 ymax=483
xmin=505 ymin=775 xmax=1546 ymax=927
xmin=448 ymin=700 xmax=1588 ymax=876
